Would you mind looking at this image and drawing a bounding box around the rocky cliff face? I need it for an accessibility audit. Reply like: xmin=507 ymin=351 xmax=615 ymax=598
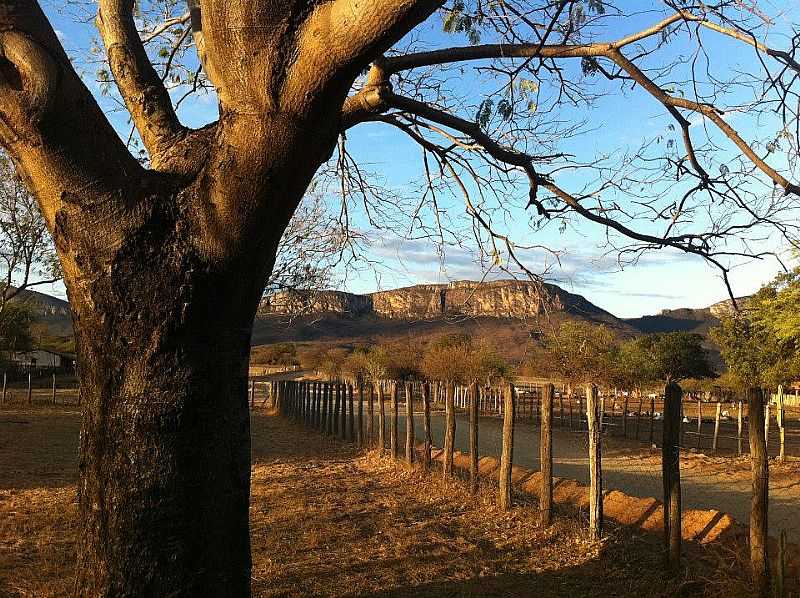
xmin=260 ymin=279 xmax=617 ymax=322
xmin=260 ymin=290 xmax=372 ymax=318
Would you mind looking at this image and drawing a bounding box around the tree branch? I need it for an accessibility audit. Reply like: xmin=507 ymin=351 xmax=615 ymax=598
xmin=285 ymin=0 xmax=444 ymax=116
xmin=378 ymin=91 xmax=776 ymax=290
xmin=0 ymin=2 xmax=141 ymax=226
xmin=97 ymin=0 xmax=185 ymax=166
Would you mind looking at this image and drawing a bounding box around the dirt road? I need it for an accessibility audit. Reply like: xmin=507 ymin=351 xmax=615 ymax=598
xmin=382 ymin=410 xmax=800 ymax=544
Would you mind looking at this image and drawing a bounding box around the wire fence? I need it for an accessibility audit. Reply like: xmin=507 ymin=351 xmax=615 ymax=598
xmin=262 ymin=377 xmax=799 ymax=597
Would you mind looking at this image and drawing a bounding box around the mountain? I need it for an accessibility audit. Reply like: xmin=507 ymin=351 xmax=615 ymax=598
xmin=8 ymin=281 xmax=742 ymax=364
xmin=8 ymin=287 xmax=73 ymax=336
xmin=623 ymin=296 xmax=745 ymax=336
xmin=260 ymin=279 xmax=624 ymax=322
xmin=253 ymin=280 xmax=635 ymax=360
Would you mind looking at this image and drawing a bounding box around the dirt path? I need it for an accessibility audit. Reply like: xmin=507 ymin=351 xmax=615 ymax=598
xmin=0 ymin=408 xmax=746 ymax=597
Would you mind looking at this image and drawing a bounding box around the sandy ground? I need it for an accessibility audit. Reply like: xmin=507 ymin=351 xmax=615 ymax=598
xmin=0 ymin=406 xmax=753 ymax=597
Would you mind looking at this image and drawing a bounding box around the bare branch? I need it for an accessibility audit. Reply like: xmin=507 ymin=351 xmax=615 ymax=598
xmin=0 ymin=2 xmax=141 ymax=224
xmin=97 ymin=0 xmax=185 ymax=166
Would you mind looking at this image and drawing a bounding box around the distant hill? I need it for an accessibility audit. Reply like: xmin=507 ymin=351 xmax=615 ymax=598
xmin=8 ymin=287 xmax=73 ymax=336
xmin=255 ymin=280 xmax=637 ymax=361
xmin=623 ymin=296 xmax=745 ymax=336
xmin=9 ymin=281 xmax=744 ymax=365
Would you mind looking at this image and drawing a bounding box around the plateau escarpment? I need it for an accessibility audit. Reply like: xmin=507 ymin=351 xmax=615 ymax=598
xmin=260 ymin=279 xmax=619 ymax=323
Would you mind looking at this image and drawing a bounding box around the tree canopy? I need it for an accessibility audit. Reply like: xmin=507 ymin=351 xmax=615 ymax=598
xmin=524 ymin=321 xmax=616 ymax=386
xmin=712 ymin=266 xmax=800 ymax=388
xmin=620 ymin=332 xmax=713 ymax=384
xmin=42 ymin=0 xmax=800 ymax=291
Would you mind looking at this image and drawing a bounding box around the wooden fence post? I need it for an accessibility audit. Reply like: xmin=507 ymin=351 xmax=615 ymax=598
xmin=405 ymin=382 xmax=415 ymax=465
xmin=748 ymin=387 xmax=770 ymax=597
xmin=636 ymin=395 xmax=643 ymax=441
xmin=390 ymin=382 xmax=399 ymax=459
xmin=422 ymin=382 xmax=432 ymax=470
xmin=696 ymin=400 xmax=702 ymax=450
xmin=764 ymin=398 xmax=770 ymax=451
xmin=328 ymin=383 xmax=335 ymax=435
xmin=622 ymin=396 xmax=628 ymax=438
xmin=377 ymin=383 xmax=386 ymax=453
xmin=1 ymin=372 xmax=5 ymax=404
xmin=348 ymin=383 xmax=355 ymax=442
xmin=367 ymin=383 xmax=375 ymax=446
xmin=499 ymin=382 xmax=515 ymax=511
xmin=320 ymin=382 xmax=327 ymax=433
xmin=777 ymin=386 xmax=785 ymax=462
xmin=334 ymin=383 xmax=342 ymax=437
xmin=338 ymin=383 xmax=345 ymax=438
xmin=27 ymin=371 xmax=32 ymax=405
xmin=738 ymin=400 xmax=744 ymax=456
xmin=649 ymin=397 xmax=655 ymax=446
xmin=317 ymin=382 xmax=323 ymax=429
xmin=540 ymin=383 xmax=554 ymax=526
xmin=443 ymin=382 xmax=456 ymax=477
xmin=250 ymin=379 xmax=255 ymax=409
xmin=663 ymin=382 xmax=682 ymax=570
xmin=51 ymin=373 xmax=56 ymax=405
xmin=712 ymin=402 xmax=722 ymax=454
xmin=586 ymin=383 xmax=603 ymax=540
xmin=469 ymin=381 xmax=479 ymax=494
xmin=358 ymin=381 xmax=364 ymax=447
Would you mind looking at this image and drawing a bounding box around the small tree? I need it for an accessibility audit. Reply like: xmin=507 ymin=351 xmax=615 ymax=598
xmin=252 ymin=343 xmax=298 ymax=366
xmin=472 ymin=343 xmax=512 ymax=387
xmin=0 ymin=154 xmax=60 ymax=318
xmin=319 ymin=348 xmax=350 ymax=381
xmin=534 ymin=321 xmax=618 ymax=391
xmin=712 ymin=272 xmax=800 ymax=389
xmin=626 ymin=332 xmax=713 ymax=385
xmin=342 ymin=348 xmax=371 ymax=384
xmin=0 ymin=301 xmax=35 ymax=355
xmin=367 ymin=341 xmax=423 ymax=382
xmin=422 ymin=334 xmax=484 ymax=385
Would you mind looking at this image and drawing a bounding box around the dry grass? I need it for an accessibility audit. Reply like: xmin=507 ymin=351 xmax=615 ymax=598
xmin=0 ymin=408 xmax=753 ymax=597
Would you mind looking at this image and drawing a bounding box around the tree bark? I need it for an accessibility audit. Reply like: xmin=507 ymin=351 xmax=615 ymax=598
xmin=469 ymin=381 xmax=479 ymax=494
xmin=422 ymin=381 xmax=432 ymax=470
xmin=540 ymin=383 xmax=554 ymax=526
xmin=586 ymin=383 xmax=603 ymax=540
xmin=748 ymin=387 xmax=770 ymax=597
xmin=405 ymin=382 xmax=414 ymax=465
xmin=662 ymin=382 xmax=682 ymax=570
xmin=72 ymin=225 xmax=269 ymax=596
xmin=443 ymin=382 xmax=456 ymax=477
xmin=377 ymin=383 xmax=386 ymax=454
xmin=499 ymin=382 xmax=515 ymax=511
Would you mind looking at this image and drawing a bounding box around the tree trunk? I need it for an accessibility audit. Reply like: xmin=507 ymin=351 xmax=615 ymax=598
xmin=71 ymin=226 xmax=268 ymax=596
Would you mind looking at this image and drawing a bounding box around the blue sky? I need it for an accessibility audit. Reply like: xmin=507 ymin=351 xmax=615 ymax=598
xmin=39 ymin=2 xmax=799 ymax=318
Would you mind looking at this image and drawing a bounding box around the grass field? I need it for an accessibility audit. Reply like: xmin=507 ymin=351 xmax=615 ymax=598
xmin=0 ymin=405 xmax=758 ymax=597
